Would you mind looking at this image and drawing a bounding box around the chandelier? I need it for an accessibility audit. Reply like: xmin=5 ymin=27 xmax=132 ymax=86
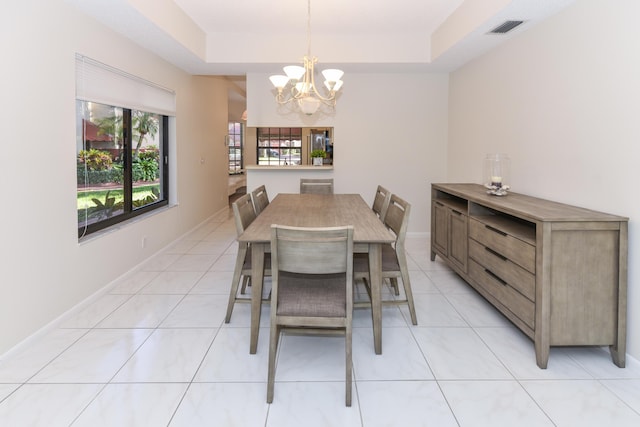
xmin=269 ymin=0 xmax=344 ymax=115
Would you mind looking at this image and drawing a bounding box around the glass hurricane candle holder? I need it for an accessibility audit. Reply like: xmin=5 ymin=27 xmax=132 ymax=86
xmin=484 ymin=154 xmax=510 ymax=196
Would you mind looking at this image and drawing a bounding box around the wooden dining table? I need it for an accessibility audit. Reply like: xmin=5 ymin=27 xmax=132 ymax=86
xmin=238 ymin=193 xmax=396 ymax=355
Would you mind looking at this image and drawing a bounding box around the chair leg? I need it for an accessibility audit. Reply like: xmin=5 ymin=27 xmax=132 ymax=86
xmin=399 ymin=270 xmax=417 ymax=325
xmin=389 ymin=277 xmax=400 ymax=296
xmin=345 ymin=325 xmax=352 ymax=407
xmin=267 ymin=324 xmax=280 ymax=404
xmin=240 ymin=276 xmax=250 ymax=294
xmin=359 ymin=276 xmax=372 ymax=301
xmin=396 ymin=246 xmax=417 ymax=325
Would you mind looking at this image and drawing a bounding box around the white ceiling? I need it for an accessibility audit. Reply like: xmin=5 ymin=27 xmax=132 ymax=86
xmin=174 ymin=0 xmax=462 ymax=38
xmin=69 ymin=0 xmax=577 ymax=76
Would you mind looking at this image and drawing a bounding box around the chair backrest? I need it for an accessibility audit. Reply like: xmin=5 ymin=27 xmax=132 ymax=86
xmin=384 ymin=194 xmax=411 ymax=248
xmin=250 ymin=185 xmax=270 ymax=215
xmin=372 ymin=185 xmax=391 ymax=221
xmin=271 ymin=225 xmax=353 ymax=276
xmin=231 ymin=193 xmax=256 ymax=237
xmin=300 ymin=178 xmax=334 ymax=194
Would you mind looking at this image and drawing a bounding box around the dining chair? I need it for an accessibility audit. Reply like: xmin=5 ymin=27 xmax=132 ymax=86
xmin=371 ymin=185 xmax=391 ymax=222
xmin=224 ymin=193 xmax=270 ymax=323
xmin=267 ymin=224 xmax=354 ymax=407
xmin=250 ymin=184 xmax=270 ymax=215
xmin=299 ymin=178 xmax=334 ymax=194
xmin=354 ymin=194 xmax=417 ymax=325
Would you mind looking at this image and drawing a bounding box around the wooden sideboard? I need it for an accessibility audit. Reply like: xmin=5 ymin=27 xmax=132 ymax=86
xmin=431 ymin=183 xmax=628 ymax=369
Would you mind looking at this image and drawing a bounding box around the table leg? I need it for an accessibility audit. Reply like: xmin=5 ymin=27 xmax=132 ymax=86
xmin=369 ymin=244 xmax=383 ymax=354
xmin=249 ymin=243 xmax=265 ymax=354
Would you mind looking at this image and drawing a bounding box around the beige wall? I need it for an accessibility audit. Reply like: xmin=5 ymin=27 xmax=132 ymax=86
xmin=246 ymin=72 xmax=450 ymax=233
xmin=448 ymin=0 xmax=640 ymax=361
xmin=0 ymin=0 xmax=229 ymax=354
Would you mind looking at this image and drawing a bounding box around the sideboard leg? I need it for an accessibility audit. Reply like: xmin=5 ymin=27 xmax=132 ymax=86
xmin=430 ymin=251 xmax=436 ymax=261
xmin=610 ymin=344 xmax=626 ymax=368
xmin=535 ymin=342 xmax=549 ymax=369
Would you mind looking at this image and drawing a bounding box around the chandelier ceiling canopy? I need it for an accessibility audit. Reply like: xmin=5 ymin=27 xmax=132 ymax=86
xmin=268 ymin=0 xmax=344 ymax=116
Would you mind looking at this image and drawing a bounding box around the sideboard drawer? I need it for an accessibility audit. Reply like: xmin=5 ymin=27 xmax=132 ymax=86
xmin=468 ymin=239 xmax=535 ymax=301
xmin=469 ymin=217 xmax=535 ymax=273
xmin=469 ymin=259 xmax=535 ymax=329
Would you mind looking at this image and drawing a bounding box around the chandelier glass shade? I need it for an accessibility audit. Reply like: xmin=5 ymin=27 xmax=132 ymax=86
xmin=269 ymin=0 xmax=344 ymax=115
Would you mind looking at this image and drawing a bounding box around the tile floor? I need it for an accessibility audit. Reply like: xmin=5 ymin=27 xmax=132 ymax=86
xmin=1 ymin=208 xmax=640 ymax=426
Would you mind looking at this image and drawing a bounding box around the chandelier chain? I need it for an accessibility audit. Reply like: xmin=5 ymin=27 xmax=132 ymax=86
xmin=306 ymin=0 xmax=311 ymax=57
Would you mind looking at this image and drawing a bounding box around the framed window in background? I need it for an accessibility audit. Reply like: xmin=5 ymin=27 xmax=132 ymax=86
xmin=257 ymin=127 xmax=303 ymax=165
xmin=76 ymin=102 xmax=169 ymax=238
xmin=75 ymin=54 xmax=173 ymax=238
xmin=228 ymin=122 xmax=243 ymax=174
xmin=255 ymin=127 xmax=333 ymax=166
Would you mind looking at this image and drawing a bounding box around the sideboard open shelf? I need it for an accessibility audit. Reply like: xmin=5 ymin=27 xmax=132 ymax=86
xmin=431 ymin=183 xmax=628 ymax=369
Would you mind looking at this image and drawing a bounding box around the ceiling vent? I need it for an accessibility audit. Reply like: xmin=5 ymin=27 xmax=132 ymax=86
xmin=488 ymin=20 xmax=525 ymax=34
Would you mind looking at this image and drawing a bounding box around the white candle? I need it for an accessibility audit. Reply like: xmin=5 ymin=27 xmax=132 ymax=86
xmin=491 ymin=176 xmax=502 ymax=187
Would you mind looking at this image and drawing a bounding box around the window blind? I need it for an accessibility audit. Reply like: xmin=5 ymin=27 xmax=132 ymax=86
xmin=75 ymin=53 xmax=176 ymax=116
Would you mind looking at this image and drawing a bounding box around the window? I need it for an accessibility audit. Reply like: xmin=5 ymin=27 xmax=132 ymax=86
xmin=257 ymin=127 xmax=302 ymax=165
xmin=77 ymin=102 xmax=169 ymax=237
xmin=76 ymin=54 xmax=173 ymax=238
xmin=228 ymin=122 xmax=243 ymax=174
